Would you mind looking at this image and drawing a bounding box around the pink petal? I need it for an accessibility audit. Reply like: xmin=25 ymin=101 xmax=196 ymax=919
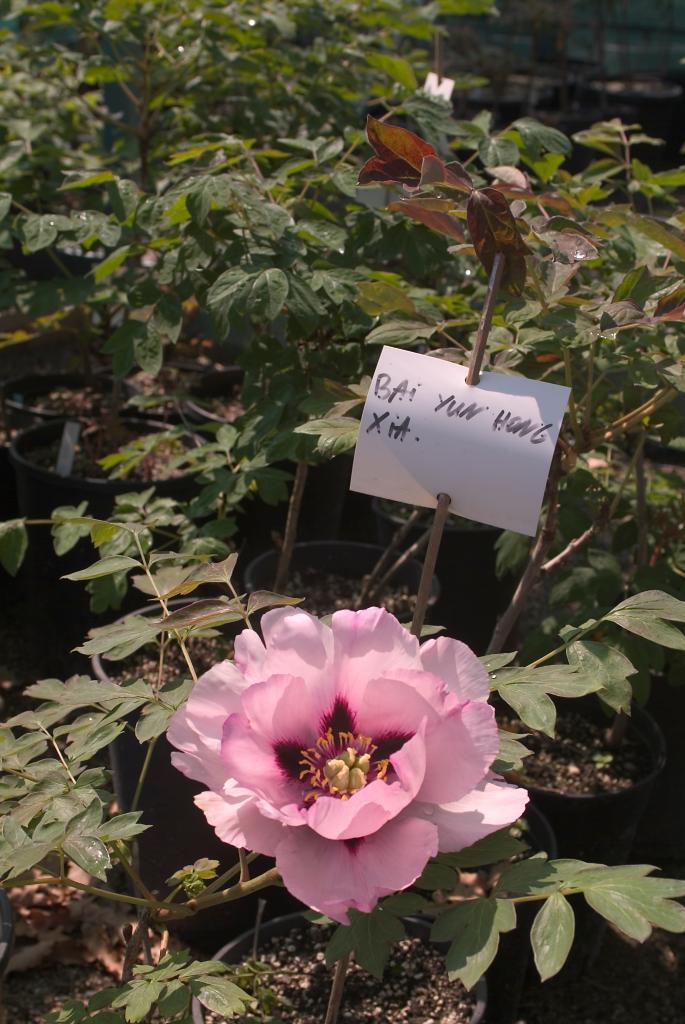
xmin=418 ymin=701 xmax=499 ymax=804
xmin=195 ymin=786 xmax=284 ymax=856
xmin=240 ymin=674 xmax=322 ymax=747
xmin=305 ymin=729 xmax=427 ymax=841
xmin=346 ymin=674 xmax=441 ymax=739
xmin=233 ymin=628 xmax=268 ymax=682
xmin=276 ymin=816 xmax=439 ymax=923
xmin=419 ymin=636 xmax=490 ymax=703
xmin=331 ymin=607 xmax=421 ymax=691
xmin=167 ymin=662 xmax=246 ymax=790
xmin=221 ymin=714 xmax=298 ymax=805
xmin=416 ymin=774 xmax=529 ymax=852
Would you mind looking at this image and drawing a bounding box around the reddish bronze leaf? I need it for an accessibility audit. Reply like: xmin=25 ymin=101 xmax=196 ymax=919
xmin=358 ymin=116 xmax=438 ymax=188
xmin=420 ymin=154 xmax=473 ymax=193
xmin=654 ymin=283 xmax=685 ymax=320
xmin=466 ymin=187 xmax=530 ymax=293
xmin=388 ymin=197 xmax=465 ymax=241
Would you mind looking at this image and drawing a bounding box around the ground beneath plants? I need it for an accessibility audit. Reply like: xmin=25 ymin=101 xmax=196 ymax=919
xmin=504 ymin=711 xmax=653 ymax=795
xmin=289 ymin=567 xmax=418 ymax=619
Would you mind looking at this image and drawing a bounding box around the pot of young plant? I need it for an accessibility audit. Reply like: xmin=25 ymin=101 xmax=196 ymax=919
xmin=10 ymin=417 xmax=201 ymax=672
xmin=242 ymin=540 xmax=440 ymax=621
xmin=517 ymin=700 xmax=666 ymax=864
xmin=509 ymin=699 xmax=666 ymax=974
xmin=372 ymin=499 xmax=512 ymax=654
xmin=485 ymin=805 xmax=558 ymax=1024
xmin=182 ymin=366 xmax=244 ymax=424
xmin=633 ymin=674 xmax=685 ymax=860
xmin=91 ymin=602 xmax=301 ymax=948
xmin=1 ymin=372 xmax=127 ymax=433
xmin=191 ymin=913 xmax=488 ymax=1024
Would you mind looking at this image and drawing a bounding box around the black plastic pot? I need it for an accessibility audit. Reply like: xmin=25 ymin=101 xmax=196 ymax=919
xmin=373 ymin=500 xmax=512 ymax=653
xmin=0 ymin=890 xmax=14 ymax=979
xmin=634 ymin=677 xmax=685 ymax=860
xmin=485 ymin=806 xmax=557 ymax=1024
xmin=527 ymin=701 xmax=666 ymax=975
xmin=527 ymin=702 xmax=666 ymax=864
xmin=191 ymin=913 xmax=488 ymax=1024
xmin=182 ymin=366 xmax=244 ymax=424
xmin=9 ymin=418 xmax=201 ymax=673
xmin=235 ymin=457 xmax=354 ymax=562
xmin=92 ymin=604 xmax=300 ymax=948
xmin=0 ymin=442 xmax=17 ymax=521
xmin=644 ymin=438 xmax=685 ymax=467
xmin=242 ymin=540 xmax=440 ymax=617
xmin=1 ymin=372 xmax=123 ymax=433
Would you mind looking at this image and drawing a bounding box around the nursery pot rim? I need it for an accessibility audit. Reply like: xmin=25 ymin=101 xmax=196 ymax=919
xmin=2 ymin=370 xmax=115 ymax=417
xmin=243 ymin=539 xmax=440 ymax=606
xmin=523 ymin=702 xmax=666 ymax=803
xmin=9 ymin=416 xmax=199 ymax=489
xmin=183 ymin=365 xmax=244 ymax=424
xmin=372 ymin=497 xmax=500 ymax=535
xmin=190 ymin=911 xmax=487 ymax=1024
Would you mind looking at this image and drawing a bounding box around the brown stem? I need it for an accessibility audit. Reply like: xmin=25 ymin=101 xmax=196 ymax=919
xmin=541 ymin=523 xmax=596 ymax=574
xmin=487 ymin=453 xmax=562 ymax=654
xmin=357 ymin=508 xmax=423 ymax=607
xmin=368 ymin=525 xmax=432 ymax=604
xmin=606 ymin=710 xmax=629 ymax=750
xmin=411 ymin=493 xmax=451 ymax=638
xmin=324 ymin=953 xmax=351 ymax=1024
xmin=466 ymin=253 xmax=505 ymax=386
xmin=121 ymin=909 xmax=150 ymax=982
xmin=274 ymin=460 xmax=309 ymax=592
xmin=634 ymin=432 xmax=648 ymax=569
xmin=239 ymin=849 xmax=250 ymax=884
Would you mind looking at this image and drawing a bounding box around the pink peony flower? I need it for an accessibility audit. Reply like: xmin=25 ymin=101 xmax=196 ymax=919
xmin=168 ymin=607 xmax=528 ymax=923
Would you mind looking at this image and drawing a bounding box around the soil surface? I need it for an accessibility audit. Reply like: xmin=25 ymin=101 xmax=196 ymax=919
xmin=204 ymin=922 xmax=477 ymax=1024
xmin=290 ymin=567 xmax=420 ymax=621
xmin=6 ymin=383 xmax=111 ymax=421
xmin=26 ymin=425 xmax=188 ymax=482
xmin=505 ymin=711 xmax=653 ymax=795
xmin=105 ymin=631 xmax=235 ymax=688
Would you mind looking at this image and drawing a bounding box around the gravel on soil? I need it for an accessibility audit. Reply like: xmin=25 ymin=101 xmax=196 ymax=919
xmin=289 ymin=568 xmax=420 ymax=621
xmin=27 ymin=429 xmax=188 ymax=482
xmin=204 ymin=922 xmax=477 ymax=1024
xmin=8 ymin=384 xmax=111 ymax=420
xmin=505 ymin=711 xmax=653 ymax=795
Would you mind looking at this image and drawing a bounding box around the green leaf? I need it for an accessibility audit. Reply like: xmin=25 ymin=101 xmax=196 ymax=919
xmin=294 ymin=417 xmax=360 ymax=456
xmin=159 ymin=554 xmax=239 ymax=598
xmin=246 ymin=591 xmax=303 ymax=615
xmin=566 ymin=641 xmax=635 ymax=712
xmin=62 ymin=556 xmax=141 ymax=581
xmin=531 ymin=892 xmax=575 ymax=980
xmin=510 ymin=118 xmax=572 ymax=159
xmin=326 ymin=907 xmax=405 ymax=979
xmin=432 ymin=898 xmax=516 ymax=989
xmin=95 ymin=245 xmax=131 ymax=283
xmin=358 ymin=281 xmax=417 ymax=316
xmin=51 ymin=503 xmax=90 ymax=555
xmin=445 ymin=828 xmax=528 ymax=868
xmin=134 ymin=325 xmax=164 ymax=375
xmin=0 ymin=519 xmax=28 ymax=576
xmin=250 ymin=268 xmax=289 ymax=321
xmin=366 ymin=53 xmax=417 ymax=91
xmin=416 ymin=858 xmax=459 ymax=890
xmin=63 ymin=836 xmax=111 ymax=880
xmin=194 ymin=977 xmax=250 ymax=1017
xmin=61 ymin=171 xmax=116 ymax=190
xmin=113 ymin=980 xmax=162 ymax=1023
xmin=493 ymin=665 xmax=602 ymax=735
xmin=365 ymin=320 xmax=437 ymax=347
xmin=0 ymin=192 xmax=11 ymax=222
xmin=605 ymin=590 xmax=685 ymax=650
xmin=479 ymin=136 xmax=520 ymax=167
xmin=22 ymin=213 xmax=67 ymax=252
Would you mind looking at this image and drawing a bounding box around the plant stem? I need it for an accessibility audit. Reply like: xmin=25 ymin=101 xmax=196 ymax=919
xmin=324 ymin=953 xmax=351 ymax=1024
xmin=134 ymin=533 xmax=197 ymax=683
xmin=197 ymin=852 xmax=259 ymax=900
xmin=274 ymin=460 xmax=308 ymax=593
xmin=594 ymin=387 xmax=677 ymax=447
xmin=115 ymin=842 xmax=156 ymax=904
xmin=357 ymin=508 xmax=423 ymax=607
xmin=239 ymin=849 xmax=250 ymax=883
xmin=189 ymin=867 xmax=281 ymax=911
xmin=369 ymin=524 xmax=432 ymax=604
xmin=634 ymin=432 xmax=648 ymax=569
xmin=131 ymin=737 xmax=157 ymax=813
xmin=562 ymin=346 xmax=583 ymax=449
xmin=466 ymin=253 xmax=505 ymax=385
xmin=487 ymin=453 xmax=562 ymax=653
xmin=411 ymin=493 xmax=451 ymax=638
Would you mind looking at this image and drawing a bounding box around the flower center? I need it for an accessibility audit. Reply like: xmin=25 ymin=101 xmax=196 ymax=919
xmin=299 ymin=730 xmax=389 ymax=802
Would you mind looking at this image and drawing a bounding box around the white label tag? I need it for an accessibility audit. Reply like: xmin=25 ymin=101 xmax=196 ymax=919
xmin=423 ymin=72 xmax=455 ymax=101
xmin=55 ymin=420 xmax=81 ymax=477
xmin=350 ymin=346 xmax=570 ymax=536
